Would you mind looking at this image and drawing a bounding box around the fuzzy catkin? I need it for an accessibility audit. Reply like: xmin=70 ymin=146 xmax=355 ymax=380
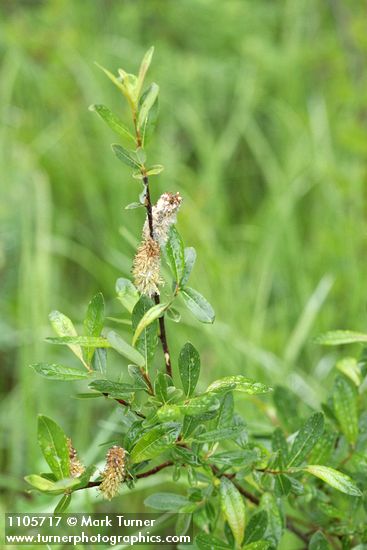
xmin=99 ymin=446 xmax=126 ymax=500
xmin=132 ymin=237 xmax=162 ymax=297
xmin=67 ymin=438 xmax=85 ymax=478
xmin=132 ymin=192 xmax=182 ymax=296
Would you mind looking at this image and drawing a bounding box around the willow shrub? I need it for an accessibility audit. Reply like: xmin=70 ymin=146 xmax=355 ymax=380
xmin=27 ymin=48 xmax=366 ymax=550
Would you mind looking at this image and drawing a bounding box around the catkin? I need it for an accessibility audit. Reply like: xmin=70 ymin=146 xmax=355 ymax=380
xmin=99 ymin=446 xmax=126 ymax=500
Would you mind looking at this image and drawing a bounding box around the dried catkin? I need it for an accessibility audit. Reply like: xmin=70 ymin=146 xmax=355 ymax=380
xmin=143 ymin=192 xmax=182 ymax=245
xmin=99 ymin=446 xmax=126 ymax=500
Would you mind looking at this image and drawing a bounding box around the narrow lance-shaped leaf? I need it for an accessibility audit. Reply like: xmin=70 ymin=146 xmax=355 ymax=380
xmin=89 ymin=104 xmax=134 ymax=141
xmin=287 ymin=412 xmax=324 ymax=467
xmin=244 ymin=511 xmax=268 ymax=544
xmin=260 ymin=493 xmax=282 ymax=549
xmin=136 ymin=46 xmax=154 ymax=99
xmin=84 ymin=292 xmax=105 ymax=364
xmin=37 ymin=415 xmax=70 ymax=479
xmin=144 ymin=492 xmax=189 ymax=511
xmin=219 ymin=477 xmax=246 ymax=548
xmin=132 ymin=296 xmax=158 ymax=367
xmin=130 ymin=422 xmax=181 ymax=463
xmin=138 ymin=82 xmax=159 ymax=129
xmin=24 ymin=475 xmax=79 ymax=494
xmin=207 ymin=375 xmax=271 ymax=395
xmin=49 ymin=310 xmax=87 ymax=368
xmin=181 ymin=286 xmax=215 ymax=323
xmin=181 ymin=247 xmax=196 ymax=286
xmin=46 ymin=336 xmax=110 ymax=347
xmin=332 ymin=374 xmax=359 ymax=445
xmin=303 ymin=465 xmax=362 ymax=496
xmin=195 ymin=425 xmax=246 ymax=443
xmin=314 ymin=330 xmax=367 ymax=346
xmin=106 ymin=330 xmax=145 ymax=368
xmin=165 ymin=226 xmax=185 ymax=284
xmin=112 ymin=144 xmax=141 ymax=169
xmin=31 ymin=363 xmax=91 ymax=381
xmin=132 ymin=302 xmax=169 ymax=346
xmin=179 ymin=342 xmax=200 ymax=397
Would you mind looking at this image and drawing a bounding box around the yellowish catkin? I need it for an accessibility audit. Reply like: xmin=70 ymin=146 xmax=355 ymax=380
xmin=99 ymin=446 xmax=126 ymax=500
xmin=67 ymin=438 xmax=85 ymax=478
xmin=132 ymin=236 xmax=163 ymax=297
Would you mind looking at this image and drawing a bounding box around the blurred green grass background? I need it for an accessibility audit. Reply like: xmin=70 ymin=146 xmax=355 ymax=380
xmin=1 ymin=0 xmax=366 ymax=518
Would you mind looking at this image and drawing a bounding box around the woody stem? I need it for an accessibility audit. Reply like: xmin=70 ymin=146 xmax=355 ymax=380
xmin=142 ymin=175 xmax=173 ymax=377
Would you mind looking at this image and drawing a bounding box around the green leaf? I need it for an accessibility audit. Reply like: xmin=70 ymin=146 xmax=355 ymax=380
xmin=303 ymin=465 xmax=362 ymax=496
xmin=287 ymin=412 xmax=324 ymax=467
xmin=336 ymin=357 xmax=361 ymax=386
xmin=31 ymin=363 xmax=90 ymax=381
xmin=24 ymin=475 xmax=79 ymax=494
xmin=106 ymin=330 xmax=145 ymax=367
xmin=195 ymin=425 xmax=246 ymax=443
xmin=116 ymin=278 xmax=139 ymax=313
xmin=92 ymin=348 xmax=107 ymax=374
xmin=145 ymin=164 xmax=164 ymax=176
xmin=181 ymin=247 xmax=197 ymax=286
xmin=54 ymin=493 xmax=72 ymax=513
xmin=138 ymin=82 xmax=159 ymax=129
xmin=309 ymin=531 xmax=330 ymax=550
xmin=220 ymin=477 xmax=245 ymax=548
xmin=49 ymin=310 xmax=86 ymax=368
xmin=139 ymin=87 xmax=159 ymax=146
xmin=207 ymin=376 xmax=271 ymax=395
xmin=88 ymin=379 xmax=140 ymax=397
xmin=166 ymin=306 xmax=181 ymax=322
xmin=144 ymin=492 xmax=189 ymax=511
xmin=130 ymin=422 xmax=181 ymax=463
xmin=332 ymin=374 xmax=359 ymax=444
xmin=244 ymin=511 xmax=268 ymax=544
xmin=273 ymin=386 xmax=300 ymax=432
xmin=179 ymin=342 xmax=200 ymax=397
xmin=128 ymin=365 xmax=151 ymax=392
xmin=260 ymin=493 xmax=282 ymax=548
xmin=181 ymin=286 xmax=215 ymax=323
xmin=308 ymin=427 xmax=337 ymax=465
xmin=112 ymin=144 xmax=141 ymax=169
xmin=243 ymin=542 xmax=270 ymax=550
xmin=136 ymin=46 xmax=154 ymax=98
xmin=195 ymin=533 xmax=231 ymax=550
xmin=314 ymin=330 xmax=367 ymax=345
xmin=46 ymin=336 xmax=110 ymax=347
xmin=165 ymin=226 xmax=185 ymax=283
xmin=132 ymin=302 xmax=169 ymax=346
xmin=89 ymin=104 xmax=134 ymax=141
xmin=215 ymin=392 xmax=234 ymax=429
xmin=271 ymin=428 xmax=289 ymax=463
xmin=178 ymin=394 xmax=220 ymax=416
xmin=212 ymin=450 xmax=258 ymax=467
xmin=37 ymin=415 xmax=69 ymax=479
xmin=84 ymin=292 xmax=105 ymax=364
xmin=132 ymin=296 xmax=158 ymax=367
